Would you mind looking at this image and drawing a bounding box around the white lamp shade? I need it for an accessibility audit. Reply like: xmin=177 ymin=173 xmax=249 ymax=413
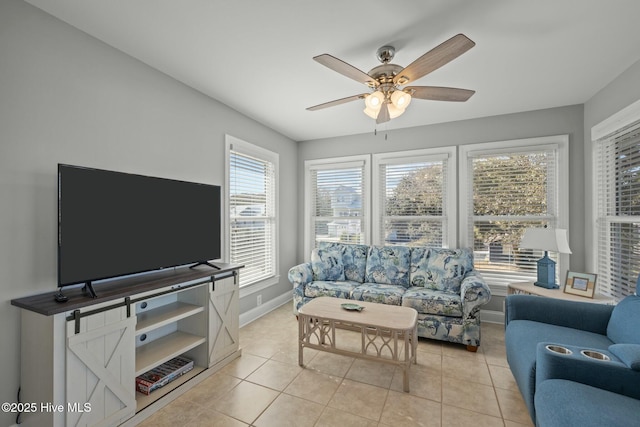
xmin=391 ymin=90 xmax=412 ymax=109
xmin=387 ymin=103 xmax=406 ymax=119
xmin=520 ymin=228 xmax=572 ymax=254
xmin=363 ymin=106 xmax=378 ymax=119
xmin=365 ymin=91 xmax=384 ymax=110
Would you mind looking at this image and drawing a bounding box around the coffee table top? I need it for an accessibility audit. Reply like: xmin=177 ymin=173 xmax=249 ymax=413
xmin=298 ymin=297 xmax=417 ymax=331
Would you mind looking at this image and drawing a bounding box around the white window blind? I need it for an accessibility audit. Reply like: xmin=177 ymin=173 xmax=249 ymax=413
xmin=465 ymin=147 xmax=561 ymax=285
xmin=595 ymin=120 xmax=640 ymax=300
xmin=376 ymin=154 xmax=451 ymax=247
xmin=307 ymin=159 xmax=367 ymax=251
xmin=229 ymin=146 xmax=277 ymax=286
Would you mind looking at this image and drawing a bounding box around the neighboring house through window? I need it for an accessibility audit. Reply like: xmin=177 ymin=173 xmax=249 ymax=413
xmin=304 ymin=155 xmax=369 ymax=255
xmin=226 ymin=135 xmax=278 ymax=287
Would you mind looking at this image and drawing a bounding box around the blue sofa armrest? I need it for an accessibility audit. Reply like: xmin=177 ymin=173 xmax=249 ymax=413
xmin=505 ymin=294 xmax=614 ymax=334
xmin=460 ymin=271 xmax=491 ymax=319
xmin=536 ymin=342 xmax=640 ymax=401
xmin=288 ymin=262 xmax=313 ymax=314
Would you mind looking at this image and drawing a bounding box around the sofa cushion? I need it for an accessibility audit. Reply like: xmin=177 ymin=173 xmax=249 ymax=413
xmin=319 ymin=242 xmax=368 ymax=282
xmin=364 ymin=245 xmax=411 ymax=287
xmin=609 ymin=344 xmax=640 ymax=371
xmin=607 ymin=295 xmax=640 ymax=344
xmin=402 ymin=287 xmax=463 ymax=317
xmin=505 ymin=320 xmax=615 ymax=421
xmin=535 ymin=379 xmax=640 ymax=427
xmin=311 ymin=248 xmax=345 ymax=281
xmin=351 ymin=283 xmax=405 ymax=306
xmin=415 ymin=248 xmax=473 ymax=293
xmin=305 ymin=280 xmax=358 ymax=300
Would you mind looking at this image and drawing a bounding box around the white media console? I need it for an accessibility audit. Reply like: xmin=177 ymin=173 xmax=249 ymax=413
xmin=11 ymin=263 xmax=242 ymax=427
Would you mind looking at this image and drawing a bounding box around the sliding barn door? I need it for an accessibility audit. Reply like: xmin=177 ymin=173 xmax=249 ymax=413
xmin=209 ymin=274 xmax=239 ymax=366
xmin=66 ymin=305 xmax=136 ymax=427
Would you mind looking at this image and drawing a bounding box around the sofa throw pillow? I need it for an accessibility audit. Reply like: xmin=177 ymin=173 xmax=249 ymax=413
xmin=364 ymin=246 xmax=410 ymax=287
xmin=425 ymin=248 xmax=474 ymax=293
xmin=607 ymin=295 xmax=640 ymax=345
xmin=318 ymin=242 xmax=368 ymax=282
xmin=311 ymin=248 xmax=345 ymax=281
xmin=609 ymin=344 xmax=640 ymax=371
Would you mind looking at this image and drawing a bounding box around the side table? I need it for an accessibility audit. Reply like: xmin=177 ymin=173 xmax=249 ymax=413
xmin=507 ymin=281 xmax=615 ymax=305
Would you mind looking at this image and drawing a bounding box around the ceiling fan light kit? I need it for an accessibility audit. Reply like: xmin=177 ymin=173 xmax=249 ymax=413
xmin=307 ymin=33 xmax=476 ymax=125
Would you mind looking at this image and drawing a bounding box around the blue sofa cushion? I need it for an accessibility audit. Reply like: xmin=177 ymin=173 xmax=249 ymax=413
xmin=402 ymin=287 xmax=463 ymax=317
xmin=607 ymin=295 xmax=640 ymax=344
xmin=352 ymin=283 xmax=405 ymax=306
xmin=311 ymin=248 xmax=345 ymax=281
xmin=305 ymin=280 xmax=358 ymax=300
xmin=609 ymin=344 xmax=640 ymax=371
xmin=364 ymin=246 xmax=411 ymax=287
xmin=505 ymin=320 xmax=614 ymax=421
xmin=319 ymin=242 xmax=368 ymax=282
xmin=535 ymin=379 xmax=640 ymax=427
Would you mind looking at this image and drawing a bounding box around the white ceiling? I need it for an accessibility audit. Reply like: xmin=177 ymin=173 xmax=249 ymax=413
xmin=24 ymin=0 xmax=640 ymax=142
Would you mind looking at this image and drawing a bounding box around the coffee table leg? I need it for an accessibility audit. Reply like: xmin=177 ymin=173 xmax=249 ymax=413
xmin=298 ymin=314 xmax=304 ymax=366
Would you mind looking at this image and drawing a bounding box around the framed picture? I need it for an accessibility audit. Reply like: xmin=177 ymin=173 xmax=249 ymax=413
xmin=564 ymin=271 xmax=597 ymax=298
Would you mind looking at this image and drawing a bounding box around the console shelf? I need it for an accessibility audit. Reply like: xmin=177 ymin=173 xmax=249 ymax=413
xmin=136 ymin=301 xmax=204 ymax=335
xmin=135 ymin=366 xmax=206 ymax=411
xmin=135 ymin=331 xmax=206 ymax=376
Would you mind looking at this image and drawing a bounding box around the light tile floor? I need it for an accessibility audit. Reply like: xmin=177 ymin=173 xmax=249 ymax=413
xmin=138 ymin=303 xmax=533 ymax=427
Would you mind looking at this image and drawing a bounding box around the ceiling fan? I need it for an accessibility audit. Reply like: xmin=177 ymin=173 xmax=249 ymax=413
xmin=307 ymin=34 xmax=476 ymax=124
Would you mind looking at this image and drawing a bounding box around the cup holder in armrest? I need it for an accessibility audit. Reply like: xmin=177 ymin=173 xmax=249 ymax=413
xmin=546 ymin=345 xmax=572 ymax=355
xmin=580 ymin=350 xmax=610 ymax=361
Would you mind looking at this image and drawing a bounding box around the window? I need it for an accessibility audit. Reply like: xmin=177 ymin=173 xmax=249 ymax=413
xmin=304 ymin=155 xmax=369 ymax=254
xmin=226 ymin=135 xmax=278 ymax=287
xmin=373 ymin=148 xmax=456 ymax=247
xmin=460 ymin=136 xmax=569 ymax=287
xmin=594 ymin=119 xmax=640 ymax=300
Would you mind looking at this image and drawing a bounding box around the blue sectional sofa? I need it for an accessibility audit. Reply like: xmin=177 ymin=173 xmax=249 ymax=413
xmin=288 ymin=242 xmax=491 ymax=350
xmin=505 ymin=289 xmax=640 ymax=426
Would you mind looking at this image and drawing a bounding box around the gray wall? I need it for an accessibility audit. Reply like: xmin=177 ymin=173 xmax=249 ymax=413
xmin=0 ymin=1 xmax=296 ymax=422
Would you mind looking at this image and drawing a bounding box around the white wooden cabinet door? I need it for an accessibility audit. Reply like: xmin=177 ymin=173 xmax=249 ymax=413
xmin=66 ymin=305 xmax=136 ymax=427
xmin=208 ymin=273 xmax=239 ymax=366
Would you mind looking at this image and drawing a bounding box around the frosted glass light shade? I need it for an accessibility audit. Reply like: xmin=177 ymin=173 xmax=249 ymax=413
xmin=387 ymin=103 xmax=405 ymax=119
xmin=363 ymin=106 xmax=378 ymax=119
xmin=365 ymin=91 xmax=384 ymax=110
xmin=391 ymin=90 xmax=412 ymax=109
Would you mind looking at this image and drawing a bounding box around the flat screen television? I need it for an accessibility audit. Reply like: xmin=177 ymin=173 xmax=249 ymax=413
xmin=58 ymin=164 xmax=221 ymax=297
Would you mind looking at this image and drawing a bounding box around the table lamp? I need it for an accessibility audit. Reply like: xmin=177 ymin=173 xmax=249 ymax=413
xmin=520 ymin=228 xmax=572 ymax=289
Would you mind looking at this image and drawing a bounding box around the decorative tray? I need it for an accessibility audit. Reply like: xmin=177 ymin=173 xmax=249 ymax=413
xmin=341 ymin=303 xmax=365 ymax=312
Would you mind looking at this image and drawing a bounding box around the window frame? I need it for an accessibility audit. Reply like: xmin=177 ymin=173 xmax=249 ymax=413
xmin=372 ymin=147 xmax=457 ymax=247
xmin=459 ymin=135 xmax=570 ymax=290
xmin=225 ymin=134 xmax=279 ymax=289
xmin=591 ymin=99 xmax=640 ymax=300
xmin=304 ymin=155 xmax=370 ymax=256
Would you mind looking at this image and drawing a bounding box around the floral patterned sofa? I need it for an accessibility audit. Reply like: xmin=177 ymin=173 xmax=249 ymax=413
xmin=288 ymin=243 xmax=491 ymax=351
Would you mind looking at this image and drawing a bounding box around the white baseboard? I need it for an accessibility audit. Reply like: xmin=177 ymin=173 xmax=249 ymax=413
xmin=240 ymin=291 xmax=292 ymax=327
xmin=480 ymin=309 xmax=505 ymax=324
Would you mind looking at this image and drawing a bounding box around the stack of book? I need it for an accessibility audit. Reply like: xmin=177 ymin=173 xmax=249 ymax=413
xmin=135 ymin=356 xmax=194 ymax=395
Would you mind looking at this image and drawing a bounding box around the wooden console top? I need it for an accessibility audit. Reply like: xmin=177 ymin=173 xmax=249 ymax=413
xmin=11 ymin=263 xmax=242 ymax=316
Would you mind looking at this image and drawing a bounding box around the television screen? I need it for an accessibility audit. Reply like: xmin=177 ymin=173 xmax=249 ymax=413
xmin=58 ymin=164 xmax=221 ymax=287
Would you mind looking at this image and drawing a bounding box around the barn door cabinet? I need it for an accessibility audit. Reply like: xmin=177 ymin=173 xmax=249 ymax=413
xmin=11 ymin=264 xmax=242 ymax=427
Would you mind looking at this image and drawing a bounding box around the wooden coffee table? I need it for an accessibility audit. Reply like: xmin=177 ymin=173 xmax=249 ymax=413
xmin=298 ymin=297 xmax=418 ymax=392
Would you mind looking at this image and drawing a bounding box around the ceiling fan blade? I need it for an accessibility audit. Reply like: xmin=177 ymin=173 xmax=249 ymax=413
xmin=306 ymin=93 xmax=368 ymax=111
xmin=313 ymin=54 xmax=378 ymax=87
xmin=376 ymin=104 xmax=390 ymax=124
xmin=394 ymin=34 xmax=475 ymax=85
xmin=406 ymin=86 xmax=475 ymax=102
